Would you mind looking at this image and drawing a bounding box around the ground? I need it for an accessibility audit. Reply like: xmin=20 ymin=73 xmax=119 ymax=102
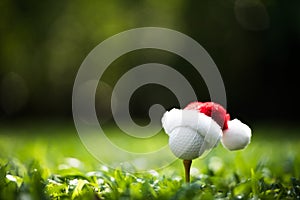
xmin=0 ymin=121 xmax=299 ymax=199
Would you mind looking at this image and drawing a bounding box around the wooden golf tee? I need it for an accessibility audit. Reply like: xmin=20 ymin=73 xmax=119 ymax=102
xmin=183 ymin=160 xmax=192 ymax=183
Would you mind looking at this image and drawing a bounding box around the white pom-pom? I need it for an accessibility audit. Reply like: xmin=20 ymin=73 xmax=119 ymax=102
xmin=221 ymin=119 xmax=252 ymax=151
xmin=161 ymin=108 xmax=222 ymax=160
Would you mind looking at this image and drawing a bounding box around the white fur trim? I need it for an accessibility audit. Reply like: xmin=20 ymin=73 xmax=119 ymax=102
xmin=221 ymin=119 xmax=252 ymax=151
xmin=161 ymin=108 xmax=222 ymax=160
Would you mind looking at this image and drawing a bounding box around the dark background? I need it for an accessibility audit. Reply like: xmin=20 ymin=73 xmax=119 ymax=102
xmin=0 ymin=0 xmax=299 ymax=125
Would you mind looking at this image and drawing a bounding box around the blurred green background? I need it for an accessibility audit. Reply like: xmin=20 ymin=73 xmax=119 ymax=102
xmin=0 ymin=0 xmax=299 ymax=126
xmin=1 ymin=2 xmax=300 ymax=198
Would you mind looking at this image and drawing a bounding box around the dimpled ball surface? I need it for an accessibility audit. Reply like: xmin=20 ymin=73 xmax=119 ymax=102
xmin=168 ymin=127 xmax=203 ymax=160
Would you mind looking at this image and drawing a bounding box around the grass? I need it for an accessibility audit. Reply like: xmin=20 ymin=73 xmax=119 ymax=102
xmin=0 ymin=121 xmax=300 ymax=199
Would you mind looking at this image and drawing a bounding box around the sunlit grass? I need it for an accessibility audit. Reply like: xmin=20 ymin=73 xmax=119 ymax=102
xmin=0 ymin=121 xmax=299 ymax=199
